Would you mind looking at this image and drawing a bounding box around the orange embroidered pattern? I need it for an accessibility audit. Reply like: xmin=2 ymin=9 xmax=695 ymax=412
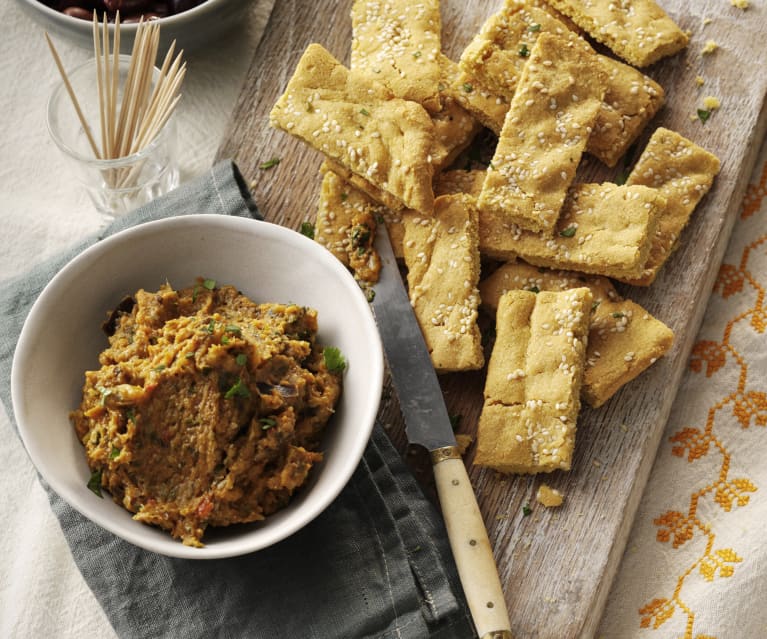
xmin=638 ymin=158 xmax=767 ymax=636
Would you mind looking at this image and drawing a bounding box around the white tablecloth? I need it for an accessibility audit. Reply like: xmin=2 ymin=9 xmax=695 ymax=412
xmin=2 ymin=1 xmax=766 ymax=638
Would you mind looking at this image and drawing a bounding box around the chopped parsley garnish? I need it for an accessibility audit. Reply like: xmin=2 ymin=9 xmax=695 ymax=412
xmin=351 ymin=224 xmax=371 ymax=248
xmin=205 ymin=318 xmax=216 ymax=334
xmin=235 ymin=353 xmax=247 ymax=367
xmin=300 ymin=221 xmax=315 ymax=239
xmin=522 ymin=502 xmax=532 ymax=517
xmin=340 ymin=192 xmax=349 ymax=202
xmin=527 ymin=285 xmax=540 ymax=293
xmin=697 ymin=108 xmax=712 ymax=124
xmin=259 ymin=158 xmax=281 ymax=170
xmin=413 ymin=50 xmax=422 ymax=58
xmin=462 ymin=82 xmax=473 ymax=93
xmin=260 ymin=417 xmax=277 ymax=430
xmin=360 ymin=108 xmax=371 ymax=116
xmin=87 ymin=469 xmax=103 ymax=498
xmin=224 ymin=378 xmax=251 ymax=399
xmin=185 ymin=352 xmax=196 ymax=359
xmin=203 ymin=278 xmax=216 ymax=290
xmin=592 ymin=300 xmax=601 ymax=311
xmin=225 ymin=324 xmax=242 ymax=336
xmin=126 ymin=407 xmax=136 ymax=423
xmin=529 ymin=23 xmax=541 ymax=31
xmin=559 ymin=226 xmax=577 ymax=238
xmin=519 ymin=44 xmax=530 ymax=57
xmin=612 ymin=312 xmax=625 ymax=319
xmin=323 ymin=346 xmax=346 ymax=373
xmin=152 ymin=364 xmax=166 ymax=372
xmin=110 ymin=447 xmax=121 ymax=460
xmin=366 ymin=288 xmax=376 ymax=303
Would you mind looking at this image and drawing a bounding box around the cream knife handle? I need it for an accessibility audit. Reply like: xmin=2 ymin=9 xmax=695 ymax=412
xmin=432 ymin=450 xmax=513 ymax=639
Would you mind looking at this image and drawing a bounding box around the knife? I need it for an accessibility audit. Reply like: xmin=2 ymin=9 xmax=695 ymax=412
xmin=371 ymin=223 xmax=513 ymax=639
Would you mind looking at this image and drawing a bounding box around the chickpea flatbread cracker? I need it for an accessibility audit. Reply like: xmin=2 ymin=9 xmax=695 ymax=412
xmin=475 ymin=288 xmax=592 ymax=473
xmin=269 ymin=43 xmax=435 ymax=214
xmin=478 ymin=33 xmax=607 ymax=233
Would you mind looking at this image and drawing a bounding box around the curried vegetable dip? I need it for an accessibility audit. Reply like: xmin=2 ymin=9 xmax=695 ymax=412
xmin=70 ymin=279 xmax=343 ymax=547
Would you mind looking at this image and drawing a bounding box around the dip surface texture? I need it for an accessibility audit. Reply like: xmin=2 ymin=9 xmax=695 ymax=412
xmin=71 ymin=281 xmax=342 ymax=547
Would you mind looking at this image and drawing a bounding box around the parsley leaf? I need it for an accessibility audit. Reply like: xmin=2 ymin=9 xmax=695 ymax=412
xmin=225 ymin=378 xmax=251 ymax=399
xmin=522 ymin=503 xmax=532 ymax=517
xmin=697 ymin=109 xmax=711 ymax=124
xmin=323 ymin=346 xmax=347 ymax=373
xmin=235 ymin=353 xmax=247 ymax=367
xmin=559 ymin=226 xmax=577 ymax=238
xmin=259 ymin=158 xmax=281 ymax=170
xmin=519 ymin=43 xmax=530 ymax=57
xmin=300 ymin=221 xmax=315 ymax=239
xmin=260 ymin=417 xmax=277 ymax=430
xmin=87 ymin=469 xmax=103 ymax=498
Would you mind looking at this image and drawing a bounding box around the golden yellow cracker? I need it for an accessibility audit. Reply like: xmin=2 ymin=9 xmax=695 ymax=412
xmin=442 ymin=55 xmax=509 ymax=135
xmin=479 ymin=261 xmax=616 ymax=310
xmin=584 ymin=298 xmax=674 ymax=407
xmin=459 ymin=0 xmax=573 ymax=99
xmin=402 ymin=194 xmax=484 ymax=373
xmin=479 ymin=261 xmax=674 ymax=407
xmin=316 ymin=168 xmax=383 ymax=283
xmin=588 ymin=57 xmax=665 ymax=167
xmin=480 ymin=182 xmax=665 ymax=279
xmin=351 ymin=0 xmax=443 ymax=113
xmin=323 ymin=158 xmax=406 ymax=212
xmin=430 ymin=93 xmax=483 ymax=173
xmin=434 ymin=169 xmax=487 ymax=198
xmin=478 ymin=33 xmax=607 ymax=234
xmin=457 ymin=1 xmax=665 ymax=167
xmin=475 ymin=288 xmax=592 ymax=473
xmin=545 ymin=0 xmax=689 ymax=67
xmin=382 ymin=208 xmax=406 ymax=259
xmin=619 ymin=127 xmax=721 ymax=286
xmin=269 ymin=43 xmax=435 ymax=214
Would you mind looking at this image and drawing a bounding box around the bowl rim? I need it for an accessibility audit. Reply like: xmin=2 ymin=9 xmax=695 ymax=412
xmin=18 ymin=0 xmax=227 ymax=30
xmin=11 ymin=214 xmax=384 ymax=559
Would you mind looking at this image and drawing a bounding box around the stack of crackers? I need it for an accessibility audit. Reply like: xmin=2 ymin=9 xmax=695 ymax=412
xmin=269 ymin=0 xmax=721 ymax=476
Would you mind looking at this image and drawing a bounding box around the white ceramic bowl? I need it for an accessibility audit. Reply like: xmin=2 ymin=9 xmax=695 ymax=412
xmin=11 ymin=214 xmax=383 ymax=559
xmin=15 ymin=0 xmax=250 ymax=53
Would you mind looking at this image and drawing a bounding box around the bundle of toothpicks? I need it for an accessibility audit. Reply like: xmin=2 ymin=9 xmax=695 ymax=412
xmin=45 ymin=12 xmax=185 ymax=188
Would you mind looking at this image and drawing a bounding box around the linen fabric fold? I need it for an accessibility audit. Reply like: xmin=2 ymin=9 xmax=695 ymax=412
xmin=0 ymin=160 xmax=474 ymax=639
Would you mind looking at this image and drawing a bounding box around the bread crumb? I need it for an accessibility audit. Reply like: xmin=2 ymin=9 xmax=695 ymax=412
xmin=536 ymin=484 xmax=564 ymax=508
xmin=701 ymin=40 xmax=719 ymax=54
xmin=695 ymin=76 xmax=705 ymax=87
xmin=730 ymin=0 xmax=748 ymax=8
xmin=703 ymin=96 xmax=721 ymax=110
xmin=455 ymin=433 xmax=473 ymax=455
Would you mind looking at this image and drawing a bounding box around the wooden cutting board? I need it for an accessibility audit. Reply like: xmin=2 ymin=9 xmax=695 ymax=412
xmin=216 ymin=1 xmax=767 ymax=636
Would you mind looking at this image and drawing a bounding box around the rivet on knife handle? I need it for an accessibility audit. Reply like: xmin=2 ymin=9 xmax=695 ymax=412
xmin=432 ymin=451 xmax=513 ymax=638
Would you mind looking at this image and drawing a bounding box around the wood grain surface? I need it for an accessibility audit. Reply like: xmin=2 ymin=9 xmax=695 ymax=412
xmin=216 ymin=1 xmax=767 ymax=637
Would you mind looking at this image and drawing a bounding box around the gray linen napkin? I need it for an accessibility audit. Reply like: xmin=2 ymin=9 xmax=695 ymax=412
xmin=0 ymin=160 xmax=475 ymax=639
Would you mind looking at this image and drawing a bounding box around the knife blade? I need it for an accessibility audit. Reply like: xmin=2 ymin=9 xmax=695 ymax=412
xmin=371 ymin=223 xmax=513 ymax=639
